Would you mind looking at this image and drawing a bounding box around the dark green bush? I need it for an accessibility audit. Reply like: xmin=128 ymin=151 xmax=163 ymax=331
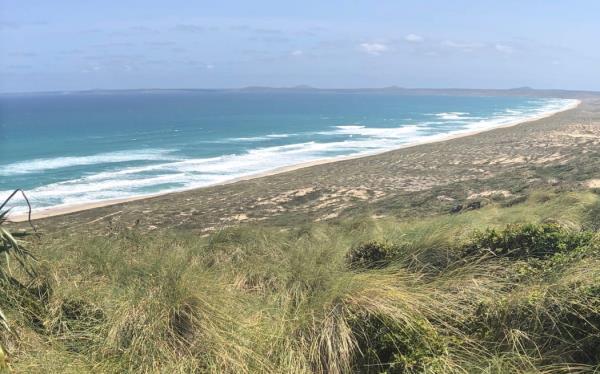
xmin=351 ymin=313 xmax=445 ymax=373
xmin=464 ymin=223 xmax=593 ymax=259
xmin=468 ymin=284 xmax=600 ymax=365
xmin=346 ymin=241 xmax=394 ymax=269
xmin=584 ymin=200 xmax=600 ymax=231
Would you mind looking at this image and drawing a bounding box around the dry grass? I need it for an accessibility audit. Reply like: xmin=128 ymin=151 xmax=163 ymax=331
xmin=1 ymin=190 xmax=599 ymax=372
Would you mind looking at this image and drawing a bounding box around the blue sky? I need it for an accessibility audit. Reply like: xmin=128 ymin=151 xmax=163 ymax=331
xmin=1 ymin=0 xmax=599 ymax=92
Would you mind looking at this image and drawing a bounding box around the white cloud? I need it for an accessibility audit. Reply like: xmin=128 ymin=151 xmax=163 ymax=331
xmin=442 ymin=40 xmax=485 ymax=51
xmin=495 ymin=44 xmax=514 ymax=54
xmin=360 ymin=42 xmax=388 ymax=55
xmin=82 ymin=64 xmax=102 ymax=73
xmin=291 ymin=49 xmax=303 ymax=56
xmin=404 ymin=34 xmax=424 ymax=43
xmin=205 ymin=64 xmax=214 ymax=69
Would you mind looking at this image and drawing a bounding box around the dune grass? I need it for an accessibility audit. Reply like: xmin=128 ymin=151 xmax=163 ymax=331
xmin=1 ymin=189 xmax=600 ymax=373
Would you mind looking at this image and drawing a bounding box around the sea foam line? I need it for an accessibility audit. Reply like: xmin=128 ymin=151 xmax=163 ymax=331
xmin=0 ymin=149 xmax=178 ymax=176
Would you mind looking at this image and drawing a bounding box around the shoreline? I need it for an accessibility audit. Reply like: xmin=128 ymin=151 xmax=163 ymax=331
xmin=8 ymin=98 xmax=581 ymax=223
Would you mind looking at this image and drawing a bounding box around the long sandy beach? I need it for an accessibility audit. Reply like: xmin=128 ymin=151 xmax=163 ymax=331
xmin=8 ymin=97 xmax=581 ymax=223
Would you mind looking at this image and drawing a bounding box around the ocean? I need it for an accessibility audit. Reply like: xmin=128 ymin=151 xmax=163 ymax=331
xmin=0 ymin=90 xmax=576 ymax=213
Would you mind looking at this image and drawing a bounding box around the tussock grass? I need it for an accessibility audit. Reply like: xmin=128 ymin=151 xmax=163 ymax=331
xmin=2 ymin=190 xmax=600 ymax=372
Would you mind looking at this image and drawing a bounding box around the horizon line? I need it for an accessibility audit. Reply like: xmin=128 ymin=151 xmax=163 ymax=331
xmin=1 ymin=85 xmax=598 ymax=96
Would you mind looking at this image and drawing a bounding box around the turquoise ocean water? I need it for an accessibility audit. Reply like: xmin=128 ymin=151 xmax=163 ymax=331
xmin=0 ymin=91 xmax=576 ymax=212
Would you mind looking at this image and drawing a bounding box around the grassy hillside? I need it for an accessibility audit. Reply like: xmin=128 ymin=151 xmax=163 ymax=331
xmin=1 ymin=188 xmax=600 ymax=373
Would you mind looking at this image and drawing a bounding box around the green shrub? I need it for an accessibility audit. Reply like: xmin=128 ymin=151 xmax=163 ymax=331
xmin=346 ymin=242 xmax=394 ymax=269
xmin=469 ymin=284 xmax=600 ymax=365
xmin=0 ymin=190 xmax=41 ymax=367
xmin=464 ymin=223 xmax=592 ymax=259
xmin=351 ymin=313 xmax=445 ymax=373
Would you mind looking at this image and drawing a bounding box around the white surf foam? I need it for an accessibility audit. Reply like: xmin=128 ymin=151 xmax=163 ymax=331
xmin=7 ymin=137 xmax=404 ymax=212
xmin=227 ymin=133 xmax=296 ymax=142
xmin=434 ymin=112 xmax=469 ymax=120
xmin=428 ymin=112 xmax=485 ymax=121
xmin=0 ymin=149 xmax=177 ymax=176
xmin=320 ymin=124 xmax=421 ymax=138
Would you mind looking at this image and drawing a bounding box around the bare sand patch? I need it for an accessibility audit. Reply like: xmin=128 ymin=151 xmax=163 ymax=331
xmin=316 ymin=212 xmax=340 ymax=221
xmin=534 ymin=153 xmax=564 ymax=164
xmin=221 ymin=213 xmax=249 ymax=222
xmin=585 ymin=179 xmax=600 ymax=188
xmin=558 ymin=132 xmax=600 ymax=139
xmin=468 ymin=190 xmax=512 ymax=200
xmin=498 ymin=156 xmax=527 ymax=165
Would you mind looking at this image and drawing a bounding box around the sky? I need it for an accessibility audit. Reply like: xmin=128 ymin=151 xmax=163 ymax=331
xmin=1 ymin=0 xmax=599 ymax=93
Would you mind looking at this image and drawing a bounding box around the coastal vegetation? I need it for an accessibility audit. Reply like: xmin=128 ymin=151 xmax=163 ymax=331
xmin=0 ymin=190 xmax=37 ymax=372
xmin=1 ymin=188 xmax=600 ymax=373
